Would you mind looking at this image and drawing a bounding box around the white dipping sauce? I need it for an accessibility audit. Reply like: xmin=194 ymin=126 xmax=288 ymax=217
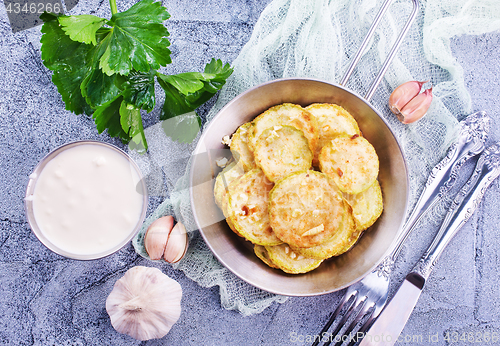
xmin=32 ymin=144 xmax=144 ymax=256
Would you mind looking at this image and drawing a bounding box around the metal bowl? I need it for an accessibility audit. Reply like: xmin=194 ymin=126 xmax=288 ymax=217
xmin=189 ymin=78 xmax=409 ymax=296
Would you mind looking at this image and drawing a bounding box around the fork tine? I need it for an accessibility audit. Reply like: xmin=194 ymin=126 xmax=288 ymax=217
xmin=311 ymin=289 xmax=358 ymax=346
xmin=322 ymin=294 xmax=369 ymax=346
xmin=333 ymin=299 xmax=375 ymax=346
xmin=345 ymin=318 xmax=371 ymax=346
xmin=345 ymin=296 xmax=387 ymax=346
xmin=345 ymin=312 xmax=376 ymax=346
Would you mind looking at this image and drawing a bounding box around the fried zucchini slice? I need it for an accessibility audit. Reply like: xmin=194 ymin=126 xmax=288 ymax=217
xmin=214 ymin=161 xmax=244 ymax=209
xmin=230 ymin=123 xmax=256 ymax=172
xmin=343 ymin=180 xmax=383 ymax=232
xmin=254 ymin=245 xmax=279 ymax=269
xmin=291 ymin=203 xmax=356 ymax=260
xmin=248 ymin=103 xmax=319 ymax=154
xmin=226 ymin=216 xmax=239 ymax=235
xmin=337 ymin=228 xmax=363 ymax=255
xmin=213 ymin=162 xmax=244 ymax=237
xmin=222 ymin=186 xmax=242 ymax=237
xmin=269 ymin=170 xmax=346 ymax=248
xmin=227 ymin=169 xmax=282 ymax=245
xmin=319 ymin=135 xmax=379 ymax=194
xmin=264 ymin=243 xmax=323 ymax=274
xmin=219 ymin=172 xmax=243 ymax=237
xmin=305 ymin=103 xmax=361 ymax=165
xmin=254 ymin=125 xmax=313 ymax=182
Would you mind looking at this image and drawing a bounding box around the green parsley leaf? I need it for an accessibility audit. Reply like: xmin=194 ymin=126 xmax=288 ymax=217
xmin=40 ymin=13 xmax=93 ymax=115
xmin=80 ymin=65 xmax=124 ymax=109
xmin=157 ymin=79 xmax=205 ymax=143
xmin=202 ymin=58 xmax=233 ymax=92
xmin=58 ymin=15 xmax=106 ymax=45
xmin=122 ymin=70 xmax=156 ymax=112
xmin=157 ymin=59 xmax=233 ymax=120
xmin=76 ymin=28 xmax=129 ymax=110
xmin=158 ymin=59 xmax=233 ymax=96
xmin=100 ymin=0 xmax=171 ymax=75
xmin=51 ymin=65 xmax=94 ymax=116
xmin=157 ymin=79 xmax=196 ymax=121
xmin=159 ymin=73 xmax=205 ymax=95
xmin=119 ymin=102 xmax=147 ymax=153
xmin=40 ymin=1 xmax=233 ymax=152
xmin=92 ymin=96 xmax=129 ymax=140
xmin=157 ymin=59 xmax=233 ymax=143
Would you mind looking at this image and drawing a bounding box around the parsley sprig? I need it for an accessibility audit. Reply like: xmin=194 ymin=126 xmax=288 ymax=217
xmin=40 ymin=0 xmax=233 ymax=152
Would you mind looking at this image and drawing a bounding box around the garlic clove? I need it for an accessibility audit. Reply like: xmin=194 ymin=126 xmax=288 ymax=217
xmin=164 ymin=222 xmax=188 ymax=263
xmin=106 ymin=266 xmax=182 ymax=341
xmin=144 ymin=216 xmax=174 ymax=260
xmin=399 ymin=87 xmax=433 ymax=124
xmin=388 ymin=80 xmax=427 ymax=117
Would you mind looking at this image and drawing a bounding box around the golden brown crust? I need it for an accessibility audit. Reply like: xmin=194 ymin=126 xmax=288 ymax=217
xmin=254 ymin=245 xmax=279 ymax=269
xmin=230 ymin=123 xmax=256 ymax=172
xmin=219 ymin=171 xmax=244 ymax=237
xmin=214 ymin=161 xmax=244 ymax=209
xmin=343 ymin=180 xmax=383 ymax=231
xmin=264 ymin=243 xmax=323 ymax=274
xmin=319 ymin=135 xmax=379 ymax=194
xmin=306 ymin=103 xmax=361 ymax=165
xmin=248 ymin=103 xmax=319 ymax=155
xmin=269 ymin=170 xmax=346 ymax=248
xmin=227 ymin=169 xmax=282 ymax=245
xmin=291 ymin=202 xmax=356 ymax=259
xmin=254 ymin=125 xmax=313 ymax=182
xmin=213 ymin=103 xmax=384 ymax=274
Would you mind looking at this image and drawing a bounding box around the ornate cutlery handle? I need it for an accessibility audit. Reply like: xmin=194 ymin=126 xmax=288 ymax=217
xmin=389 ymin=111 xmax=489 ymax=261
xmin=415 ymin=142 xmax=500 ymax=279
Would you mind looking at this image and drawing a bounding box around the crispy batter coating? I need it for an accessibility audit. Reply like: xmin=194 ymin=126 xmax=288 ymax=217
xmin=254 ymin=245 xmax=279 ymax=269
xmin=214 ymin=161 xmax=244 ymax=209
xmin=227 ymin=169 xmax=282 ymax=245
xmin=213 ymin=103 xmax=384 ymax=274
xmin=291 ymin=202 xmax=356 ymax=259
xmin=319 ymin=135 xmax=379 ymax=194
xmin=269 ymin=171 xmax=346 ymax=248
xmin=343 ymin=180 xmax=383 ymax=232
xmin=230 ymin=123 xmax=256 ymax=172
xmin=306 ymin=103 xmax=361 ymax=165
xmin=264 ymin=243 xmax=323 ymax=274
xmin=254 ymin=125 xmax=313 ymax=182
xmin=248 ymin=103 xmax=318 ymax=155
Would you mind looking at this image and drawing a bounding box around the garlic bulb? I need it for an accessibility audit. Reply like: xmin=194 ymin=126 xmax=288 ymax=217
xmin=389 ymin=80 xmax=433 ymax=124
xmin=144 ymin=217 xmax=188 ymax=263
xmin=145 ymin=216 xmax=174 ymax=260
xmin=106 ymin=266 xmax=182 ymax=341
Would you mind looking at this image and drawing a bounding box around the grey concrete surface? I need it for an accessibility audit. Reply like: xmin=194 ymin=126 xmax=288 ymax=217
xmin=1 ymin=0 xmax=500 ymax=345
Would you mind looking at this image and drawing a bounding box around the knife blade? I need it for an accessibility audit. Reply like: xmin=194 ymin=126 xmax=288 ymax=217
xmin=358 ymin=273 xmax=424 ymax=346
xmin=359 ymin=142 xmax=500 ymax=346
xmin=382 ymin=111 xmax=488 ymax=265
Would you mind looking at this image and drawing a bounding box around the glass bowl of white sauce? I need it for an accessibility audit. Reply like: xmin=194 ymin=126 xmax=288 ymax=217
xmin=25 ymin=140 xmax=148 ymax=260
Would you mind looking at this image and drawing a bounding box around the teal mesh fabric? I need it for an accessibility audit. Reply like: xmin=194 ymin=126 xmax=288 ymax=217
xmin=133 ymin=0 xmax=500 ymax=315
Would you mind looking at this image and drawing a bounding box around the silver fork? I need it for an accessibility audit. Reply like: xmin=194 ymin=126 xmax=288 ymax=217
xmin=311 ymin=112 xmax=489 ymax=346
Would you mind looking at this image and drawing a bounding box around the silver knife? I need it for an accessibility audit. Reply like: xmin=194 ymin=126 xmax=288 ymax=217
xmin=388 ymin=111 xmax=488 ymax=260
xmin=359 ymin=142 xmax=500 ymax=346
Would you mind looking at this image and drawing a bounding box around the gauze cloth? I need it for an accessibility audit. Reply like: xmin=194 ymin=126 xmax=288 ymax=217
xmin=132 ymin=0 xmax=500 ymax=315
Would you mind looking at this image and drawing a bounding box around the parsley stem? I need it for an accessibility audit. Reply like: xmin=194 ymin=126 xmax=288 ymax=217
xmin=109 ymin=0 xmax=118 ymax=15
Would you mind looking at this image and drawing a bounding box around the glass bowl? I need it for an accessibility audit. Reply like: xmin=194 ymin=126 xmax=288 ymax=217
xmin=25 ymin=140 xmax=148 ymax=260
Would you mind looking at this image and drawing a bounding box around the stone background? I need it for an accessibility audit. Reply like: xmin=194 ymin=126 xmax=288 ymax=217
xmin=1 ymin=0 xmax=499 ymax=345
